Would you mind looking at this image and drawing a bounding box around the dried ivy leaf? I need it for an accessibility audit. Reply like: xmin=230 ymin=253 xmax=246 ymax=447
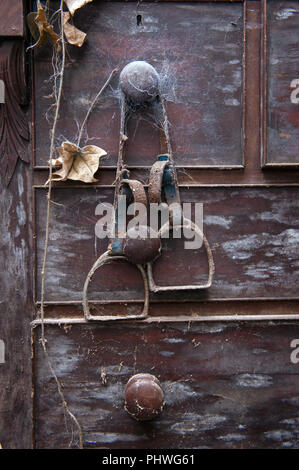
xmin=27 ymin=1 xmax=60 ymax=50
xmin=64 ymin=0 xmax=93 ymax=16
xmin=63 ymin=12 xmax=87 ymax=47
xmin=48 ymin=141 xmax=107 ymax=183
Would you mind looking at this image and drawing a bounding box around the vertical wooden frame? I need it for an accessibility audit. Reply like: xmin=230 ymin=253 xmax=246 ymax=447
xmin=0 ymin=0 xmax=33 ymax=448
xmin=261 ymin=0 xmax=267 ymax=168
xmin=261 ymin=0 xmax=299 ymax=168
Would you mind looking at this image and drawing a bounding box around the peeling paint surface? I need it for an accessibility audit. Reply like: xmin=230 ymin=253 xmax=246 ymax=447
xmin=267 ymin=1 xmax=299 ymax=164
xmin=36 ymin=187 xmax=299 ymax=302
xmin=34 ymin=322 xmax=299 ymax=449
xmin=0 ymin=164 xmax=32 ymax=448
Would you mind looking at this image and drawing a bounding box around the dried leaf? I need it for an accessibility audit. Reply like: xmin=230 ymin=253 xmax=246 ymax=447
xmin=63 ymin=12 xmax=87 ymax=47
xmin=64 ymin=0 xmax=93 ymax=16
xmin=48 ymin=141 xmax=107 ymax=183
xmin=27 ymin=1 xmax=60 ymax=50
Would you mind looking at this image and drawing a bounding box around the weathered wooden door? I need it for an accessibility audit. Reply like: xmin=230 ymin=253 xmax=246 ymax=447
xmin=1 ymin=0 xmax=299 ymax=449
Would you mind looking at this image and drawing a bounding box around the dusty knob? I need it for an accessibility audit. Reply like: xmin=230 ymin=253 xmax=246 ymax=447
xmin=120 ymin=61 xmax=160 ymax=104
xmin=124 ymin=373 xmax=165 ymax=421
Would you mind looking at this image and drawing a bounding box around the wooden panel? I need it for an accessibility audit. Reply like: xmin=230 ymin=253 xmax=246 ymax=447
xmin=0 ymin=162 xmax=33 ymax=448
xmin=0 ymin=0 xmax=24 ymax=36
xmin=34 ymin=322 xmax=299 ymax=449
xmin=34 ymin=0 xmax=244 ymax=168
xmin=31 ymin=0 xmax=299 ymax=187
xmin=35 ymin=186 xmax=299 ymax=304
xmin=263 ymin=0 xmax=299 ymax=166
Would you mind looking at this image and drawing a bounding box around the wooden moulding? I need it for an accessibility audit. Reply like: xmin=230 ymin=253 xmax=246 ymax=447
xmin=32 ymin=299 xmax=299 ymax=324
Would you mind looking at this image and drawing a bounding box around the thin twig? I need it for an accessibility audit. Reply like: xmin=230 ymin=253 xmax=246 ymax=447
xmin=77 ymin=68 xmax=118 ymax=148
xmin=39 ymin=2 xmax=83 ymax=449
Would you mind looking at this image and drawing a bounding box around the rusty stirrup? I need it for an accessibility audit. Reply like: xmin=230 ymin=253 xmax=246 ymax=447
xmin=146 ymin=154 xmax=215 ymax=292
xmin=83 ymin=60 xmax=215 ymax=320
xmin=83 ymin=61 xmax=161 ymax=320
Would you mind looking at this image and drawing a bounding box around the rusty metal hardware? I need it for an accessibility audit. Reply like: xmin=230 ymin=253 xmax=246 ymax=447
xmin=147 ymin=154 xmax=215 ymax=292
xmin=82 ymin=61 xmax=214 ymax=320
xmin=147 ymin=217 xmax=214 ymax=292
xmin=108 ymin=171 xmax=159 ymax=263
xmin=83 ymin=174 xmax=150 ymax=321
xmin=82 ymin=251 xmax=149 ymax=321
xmin=124 ymin=373 xmax=165 ymax=421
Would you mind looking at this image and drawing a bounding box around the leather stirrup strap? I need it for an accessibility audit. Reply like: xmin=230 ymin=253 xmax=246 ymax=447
xmin=121 ymin=178 xmax=147 ymax=206
xmin=148 ymin=159 xmax=169 ymax=204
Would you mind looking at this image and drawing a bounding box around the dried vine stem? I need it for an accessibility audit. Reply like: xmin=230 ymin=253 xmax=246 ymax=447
xmin=77 ymin=67 xmax=118 ymax=148
xmin=39 ymin=1 xmax=83 ymax=449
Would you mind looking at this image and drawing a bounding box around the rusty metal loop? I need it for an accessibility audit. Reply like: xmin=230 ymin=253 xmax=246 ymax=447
xmin=121 ymin=178 xmax=148 ymax=206
xmin=147 ymin=217 xmax=215 ymax=292
xmin=83 ymin=251 xmax=149 ymax=321
xmin=148 ymin=159 xmax=170 ymax=204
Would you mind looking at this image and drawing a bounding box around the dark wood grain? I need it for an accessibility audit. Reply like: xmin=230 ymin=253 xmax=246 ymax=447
xmin=0 ymin=0 xmax=34 ymax=449
xmin=0 ymin=159 xmax=33 ymax=448
xmin=0 ymin=39 xmax=30 ymax=185
xmin=33 ymin=321 xmax=299 ymax=449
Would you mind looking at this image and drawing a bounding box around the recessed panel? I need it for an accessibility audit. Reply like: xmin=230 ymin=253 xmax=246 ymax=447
xmin=34 ymin=1 xmax=244 ymax=168
xmin=35 ymin=186 xmax=299 ymax=302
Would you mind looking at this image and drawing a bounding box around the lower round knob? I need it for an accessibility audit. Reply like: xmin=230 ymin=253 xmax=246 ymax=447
xmin=124 ymin=373 xmax=165 ymax=421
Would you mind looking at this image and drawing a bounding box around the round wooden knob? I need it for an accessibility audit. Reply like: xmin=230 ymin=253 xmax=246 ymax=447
xmin=120 ymin=61 xmax=160 ymax=104
xmin=124 ymin=373 xmax=165 ymax=421
xmin=123 ymin=225 xmax=161 ymax=265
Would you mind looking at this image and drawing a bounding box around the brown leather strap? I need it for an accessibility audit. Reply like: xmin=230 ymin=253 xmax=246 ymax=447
xmin=148 ymin=159 xmax=169 ymax=204
xmin=121 ymin=178 xmax=147 ymax=206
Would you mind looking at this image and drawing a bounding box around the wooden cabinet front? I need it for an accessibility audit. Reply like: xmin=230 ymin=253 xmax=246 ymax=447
xmin=0 ymin=0 xmax=299 ymax=449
